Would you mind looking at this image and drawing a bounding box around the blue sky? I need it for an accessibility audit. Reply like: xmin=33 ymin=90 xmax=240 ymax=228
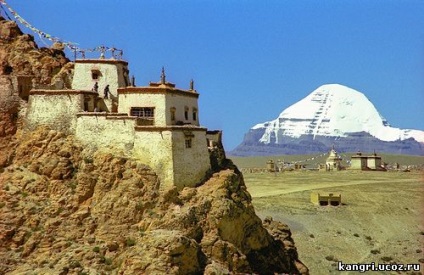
xmin=3 ymin=0 xmax=423 ymax=150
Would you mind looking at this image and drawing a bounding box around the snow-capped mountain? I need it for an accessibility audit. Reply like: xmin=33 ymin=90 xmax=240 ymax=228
xmin=231 ymin=84 xmax=424 ymax=156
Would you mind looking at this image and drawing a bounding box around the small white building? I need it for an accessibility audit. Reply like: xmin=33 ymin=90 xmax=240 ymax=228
xmin=350 ymin=151 xmax=384 ymax=171
xmin=26 ymin=58 xmax=219 ymax=189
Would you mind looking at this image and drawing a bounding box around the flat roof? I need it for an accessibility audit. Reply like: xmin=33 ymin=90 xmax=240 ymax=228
xmin=135 ymin=125 xmax=207 ymax=132
xmin=118 ymin=86 xmax=199 ymax=98
xmin=30 ymin=89 xmax=98 ymax=96
xmin=75 ymin=59 xmax=128 ymax=66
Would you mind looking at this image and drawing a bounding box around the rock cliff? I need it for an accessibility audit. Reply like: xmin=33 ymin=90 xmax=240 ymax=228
xmin=0 ymin=127 xmax=308 ymax=274
xmin=0 ymin=16 xmax=308 ymax=274
xmin=0 ymin=16 xmax=71 ymax=86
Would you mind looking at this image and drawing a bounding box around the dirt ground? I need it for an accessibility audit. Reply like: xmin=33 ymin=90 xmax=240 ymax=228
xmin=243 ymin=170 xmax=424 ymax=274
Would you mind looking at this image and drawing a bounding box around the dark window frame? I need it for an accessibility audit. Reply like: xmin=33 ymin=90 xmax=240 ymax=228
xmin=170 ymin=107 xmax=176 ymax=121
xmin=130 ymin=107 xmax=155 ymax=118
xmin=192 ymin=108 xmax=197 ymax=121
xmin=91 ymin=69 xmax=102 ymax=80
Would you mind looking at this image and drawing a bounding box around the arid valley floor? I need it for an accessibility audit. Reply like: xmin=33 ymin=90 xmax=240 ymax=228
xmin=235 ymin=169 xmax=424 ymax=274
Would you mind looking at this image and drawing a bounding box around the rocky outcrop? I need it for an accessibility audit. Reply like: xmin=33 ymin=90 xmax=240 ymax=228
xmin=0 ymin=16 xmax=71 ymax=86
xmin=0 ymin=127 xmax=308 ymax=274
xmin=0 ymin=76 xmax=19 ymax=137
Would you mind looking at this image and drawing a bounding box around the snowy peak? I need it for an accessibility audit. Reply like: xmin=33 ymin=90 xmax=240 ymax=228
xmin=252 ymin=84 xmax=424 ymax=143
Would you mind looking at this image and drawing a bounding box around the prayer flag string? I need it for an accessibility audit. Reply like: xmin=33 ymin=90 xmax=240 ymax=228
xmin=0 ymin=0 xmax=123 ymax=59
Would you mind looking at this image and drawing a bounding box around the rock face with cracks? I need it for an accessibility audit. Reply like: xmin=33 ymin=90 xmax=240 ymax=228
xmin=0 ymin=16 xmax=71 ymax=86
xmin=0 ymin=127 xmax=308 ymax=274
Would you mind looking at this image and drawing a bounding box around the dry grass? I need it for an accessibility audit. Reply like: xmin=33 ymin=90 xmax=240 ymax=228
xmin=241 ymin=170 xmax=424 ymax=274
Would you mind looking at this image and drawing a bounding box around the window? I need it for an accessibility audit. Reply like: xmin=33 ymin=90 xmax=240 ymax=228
xmin=185 ymin=139 xmax=192 ymax=148
xmin=192 ymin=108 xmax=197 ymax=121
xmin=130 ymin=107 xmax=155 ymax=118
xmin=184 ymin=107 xmax=189 ymax=120
xmin=170 ymin=107 xmax=176 ymax=121
xmin=91 ymin=69 xmax=101 ymax=80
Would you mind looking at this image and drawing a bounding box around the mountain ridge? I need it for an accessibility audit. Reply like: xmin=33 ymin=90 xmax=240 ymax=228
xmin=231 ymin=84 xmax=424 ymax=156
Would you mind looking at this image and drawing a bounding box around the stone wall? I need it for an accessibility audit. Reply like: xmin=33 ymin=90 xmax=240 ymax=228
xmin=72 ymin=60 xmax=129 ymax=98
xmin=75 ymin=114 xmax=136 ymax=153
xmin=75 ymin=116 xmax=181 ymax=188
xmin=74 ymin=115 xmax=211 ymax=189
xmin=118 ymin=91 xmax=199 ymax=127
xmin=165 ymin=93 xmax=199 ymax=126
xmin=133 ymin=127 xmax=211 ymax=189
xmin=171 ymin=128 xmax=210 ymax=189
xmin=367 ymin=157 xmax=381 ymax=170
xmin=350 ymin=156 xmax=367 ymax=170
xmin=26 ymin=92 xmax=84 ymax=132
xmin=133 ymin=129 xmax=175 ymax=188
xmin=118 ymin=93 xmax=167 ymax=125
xmin=206 ymin=130 xmax=222 ymax=147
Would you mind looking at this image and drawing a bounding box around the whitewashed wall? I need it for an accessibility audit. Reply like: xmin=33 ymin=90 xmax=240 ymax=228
xmin=172 ymin=129 xmax=210 ymax=189
xmin=350 ymin=157 xmax=366 ymax=169
xmin=118 ymin=93 xmax=167 ymax=126
xmin=165 ymin=93 xmax=199 ymax=126
xmin=72 ymin=61 xmax=129 ymax=98
xmin=75 ymin=114 xmax=136 ymax=153
xmin=26 ymin=93 xmax=83 ymax=132
xmin=133 ymin=130 xmax=175 ymax=188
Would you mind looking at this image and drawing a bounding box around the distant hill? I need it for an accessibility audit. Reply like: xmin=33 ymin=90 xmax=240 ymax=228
xmin=230 ymin=84 xmax=424 ymax=156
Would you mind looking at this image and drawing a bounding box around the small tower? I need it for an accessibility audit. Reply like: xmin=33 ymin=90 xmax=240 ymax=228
xmin=160 ymin=67 xmax=166 ymax=84
xmin=71 ymin=59 xmax=130 ymax=99
xmin=190 ymin=79 xmax=194 ymax=90
xmin=131 ymin=75 xmax=136 ymax=87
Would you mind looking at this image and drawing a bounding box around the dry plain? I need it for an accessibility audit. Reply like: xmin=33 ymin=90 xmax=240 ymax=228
xmin=239 ymin=170 xmax=424 ymax=274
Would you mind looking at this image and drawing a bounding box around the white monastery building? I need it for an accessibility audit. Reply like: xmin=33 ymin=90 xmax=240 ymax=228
xmin=26 ymin=58 xmax=221 ymax=189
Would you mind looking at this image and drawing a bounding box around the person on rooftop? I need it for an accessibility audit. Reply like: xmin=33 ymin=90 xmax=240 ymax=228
xmin=104 ymin=85 xmax=110 ymax=99
xmin=92 ymin=82 xmax=99 ymax=93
